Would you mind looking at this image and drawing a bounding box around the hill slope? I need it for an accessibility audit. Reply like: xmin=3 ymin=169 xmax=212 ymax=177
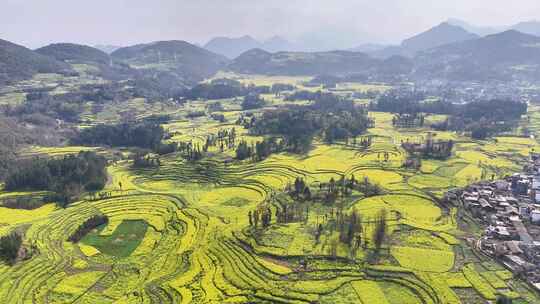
xmin=414 ymin=30 xmax=540 ymax=81
xmin=112 ymin=40 xmax=229 ymax=84
xmin=401 ymin=22 xmax=479 ymax=55
xmin=0 ymin=38 xmax=72 ymax=85
xmin=36 ymin=43 xmax=110 ymax=65
xmin=228 ymin=48 xmax=411 ymax=78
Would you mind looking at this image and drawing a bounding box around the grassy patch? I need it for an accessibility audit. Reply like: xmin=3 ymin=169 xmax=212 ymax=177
xmin=81 ymin=220 xmax=148 ymax=258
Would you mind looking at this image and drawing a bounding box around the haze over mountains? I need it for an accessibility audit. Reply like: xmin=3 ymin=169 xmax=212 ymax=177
xmin=1 ymin=19 xmax=540 ymax=87
xmin=204 ymin=36 xmax=294 ymax=59
xmin=446 ymin=18 xmax=540 ymax=37
xmin=369 ymin=22 xmax=480 ymax=58
xmin=202 ymin=19 xmax=540 ymax=61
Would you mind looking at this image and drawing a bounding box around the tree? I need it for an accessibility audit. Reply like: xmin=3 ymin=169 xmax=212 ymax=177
xmin=241 ymin=94 xmax=266 ymax=110
xmin=329 ymin=237 xmax=338 ymax=260
xmin=0 ymin=232 xmax=22 ymax=265
xmin=373 ymin=209 xmax=388 ymax=257
xmin=496 ymin=295 xmax=512 ymax=304
xmin=235 ymin=140 xmax=252 ymax=160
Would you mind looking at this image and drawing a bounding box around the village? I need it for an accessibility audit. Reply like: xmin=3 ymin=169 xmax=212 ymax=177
xmin=448 ymin=152 xmax=540 ymax=292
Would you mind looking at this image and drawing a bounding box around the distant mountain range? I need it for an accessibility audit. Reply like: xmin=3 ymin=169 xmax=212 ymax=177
xmin=204 ymin=35 xmax=294 ymax=59
xmin=230 ymin=29 xmax=540 ymax=82
xmin=1 ymin=20 xmax=540 ymax=86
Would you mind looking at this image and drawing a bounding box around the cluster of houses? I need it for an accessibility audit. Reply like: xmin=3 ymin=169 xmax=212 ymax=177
xmin=449 ymin=154 xmax=540 ymax=290
xmin=414 ymin=80 xmax=539 ymax=105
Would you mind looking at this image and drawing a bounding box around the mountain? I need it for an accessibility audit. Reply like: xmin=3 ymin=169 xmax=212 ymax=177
xmin=112 ymin=40 xmax=229 ymax=85
xmin=413 ymin=30 xmax=540 ymax=81
xmin=228 ymin=48 xmax=411 ymax=78
xmin=204 ymin=35 xmax=295 ymax=59
xmin=204 ymin=36 xmax=262 ymax=59
xmin=0 ymin=38 xmax=72 ymax=85
xmin=401 ymin=22 xmax=479 ymax=56
xmin=36 ymin=43 xmax=110 ymax=65
xmin=512 ymin=21 xmax=540 ymax=37
xmin=370 ymin=22 xmax=479 ymax=59
xmin=93 ymin=44 xmax=123 ymax=54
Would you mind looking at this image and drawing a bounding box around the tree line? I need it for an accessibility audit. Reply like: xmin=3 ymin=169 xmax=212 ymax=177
xmin=73 ymin=121 xmax=166 ymax=151
xmin=372 ymin=92 xmax=527 ymax=139
xmin=68 ymin=215 xmax=109 ymax=243
xmin=179 ymin=78 xmax=294 ymax=101
xmin=4 ymin=152 xmax=107 ymax=207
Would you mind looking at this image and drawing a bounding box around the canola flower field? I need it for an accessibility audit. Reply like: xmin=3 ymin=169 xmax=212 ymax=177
xmin=0 ymin=77 xmax=540 ymax=303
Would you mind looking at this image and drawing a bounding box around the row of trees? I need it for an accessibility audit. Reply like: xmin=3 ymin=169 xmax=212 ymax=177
xmin=68 ymin=215 xmax=109 ymax=243
xmin=132 ymin=152 xmax=161 ymax=168
xmin=392 ymin=113 xmax=425 ymax=128
xmin=181 ymin=78 xmax=292 ymax=100
xmin=235 ymin=137 xmax=281 ymax=161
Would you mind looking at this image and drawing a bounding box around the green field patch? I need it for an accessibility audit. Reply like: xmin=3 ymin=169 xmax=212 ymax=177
xmin=433 ymin=163 xmax=468 ymax=178
xmin=81 ymin=220 xmax=148 ymax=258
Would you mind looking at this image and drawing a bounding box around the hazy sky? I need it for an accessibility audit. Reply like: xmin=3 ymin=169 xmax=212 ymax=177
xmin=1 ymin=0 xmax=539 ymax=49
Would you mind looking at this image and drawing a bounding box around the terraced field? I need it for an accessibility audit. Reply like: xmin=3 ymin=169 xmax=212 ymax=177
xmin=1 ymin=78 xmax=540 ymax=303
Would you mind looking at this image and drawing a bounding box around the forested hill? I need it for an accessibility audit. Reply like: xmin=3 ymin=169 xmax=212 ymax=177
xmin=111 ymin=40 xmax=230 ymax=84
xmin=35 ymin=43 xmax=111 ymax=65
xmin=0 ymin=39 xmax=72 ymax=85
